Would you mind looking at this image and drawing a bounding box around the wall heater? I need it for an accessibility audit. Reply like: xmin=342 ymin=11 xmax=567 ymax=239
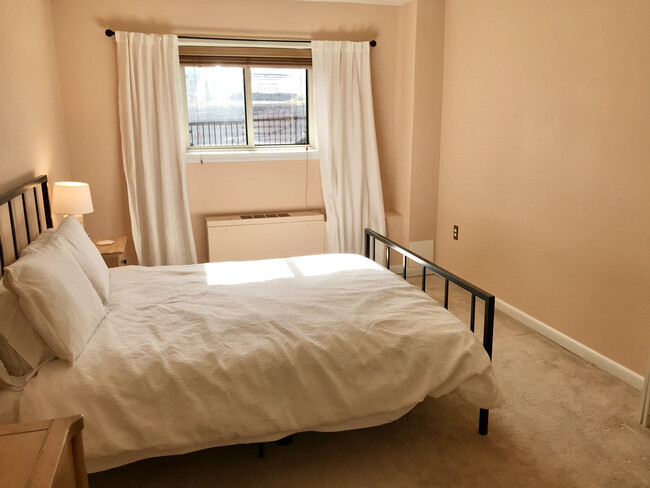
xmin=206 ymin=210 xmax=325 ymax=262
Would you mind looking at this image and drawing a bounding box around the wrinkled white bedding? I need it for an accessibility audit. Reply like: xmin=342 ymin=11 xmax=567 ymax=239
xmin=18 ymin=254 xmax=503 ymax=472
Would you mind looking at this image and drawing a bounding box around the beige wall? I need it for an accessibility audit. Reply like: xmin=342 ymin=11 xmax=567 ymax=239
xmin=391 ymin=0 xmax=447 ymax=248
xmin=408 ymin=0 xmax=445 ymax=244
xmin=392 ymin=0 xmax=417 ymax=246
xmin=0 ymin=0 xmax=69 ymax=195
xmin=437 ymin=0 xmax=650 ymax=375
xmin=188 ymin=159 xmax=324 ymax=262
xmin=48 ymin=0 xmax=414 ymax=262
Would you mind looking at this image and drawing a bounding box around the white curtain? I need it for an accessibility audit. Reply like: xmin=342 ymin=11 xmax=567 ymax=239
xmin=311 ymin=41 xmax=386 ymax=255
xmin=115 ymin=32 xmax=197 ymax=266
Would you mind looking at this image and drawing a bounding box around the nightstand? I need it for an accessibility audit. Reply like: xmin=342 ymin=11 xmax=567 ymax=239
xmin=93 ymin=236 xmax=127 ymax=268
xmin=0 ymin=415 xmax=89 ymax=488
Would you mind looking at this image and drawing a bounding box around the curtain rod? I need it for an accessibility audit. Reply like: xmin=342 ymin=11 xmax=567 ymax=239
xmin=104 ymin=29 xmax=377 ymax=47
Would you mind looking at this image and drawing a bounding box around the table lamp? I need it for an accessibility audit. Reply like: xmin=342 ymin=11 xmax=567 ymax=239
xmin=52 ymin=181 xmax=94 ymax=229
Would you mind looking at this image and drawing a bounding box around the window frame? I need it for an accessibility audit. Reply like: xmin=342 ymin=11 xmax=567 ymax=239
xmin=180 ymin=53 xmax=316 ymax=156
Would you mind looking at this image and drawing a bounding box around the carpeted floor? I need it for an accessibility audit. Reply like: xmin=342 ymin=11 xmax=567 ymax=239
xmin=90 ymin=275 xmax=649 ymax=487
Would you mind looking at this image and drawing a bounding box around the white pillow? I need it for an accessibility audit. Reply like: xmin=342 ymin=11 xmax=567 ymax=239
xmin=55 ymin=216 xmax=110 ymax=303
xmin=3 ymin=235 xmax=107 ymax=363
xmin=19 ymin=228 xmax=56 ymax=258
xmin=0 ymin=279 xmax=54 ymax=373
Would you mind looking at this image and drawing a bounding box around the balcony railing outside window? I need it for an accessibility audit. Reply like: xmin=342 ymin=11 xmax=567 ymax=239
xmin=184 ymin=66 xmax=309 ymax=149
xmin=189 ymin=115 xmax=307 ymax=147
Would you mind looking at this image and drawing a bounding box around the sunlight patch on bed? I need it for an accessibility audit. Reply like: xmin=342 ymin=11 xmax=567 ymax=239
xmin=203 ymin=260 xmax=295 ymax=285
xmin=291 ymin=254 xmax=382 ymax=277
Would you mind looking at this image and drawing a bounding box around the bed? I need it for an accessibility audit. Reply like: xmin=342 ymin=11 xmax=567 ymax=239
xmin=0 ymin=176 xmax=503 ymax=472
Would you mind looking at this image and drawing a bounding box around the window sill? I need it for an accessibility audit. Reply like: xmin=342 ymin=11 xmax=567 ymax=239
xmin=186 ymin=148 xmax=319 ymax=163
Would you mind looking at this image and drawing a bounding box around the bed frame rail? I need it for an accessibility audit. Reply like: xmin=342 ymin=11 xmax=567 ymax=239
xmin=0 ymin=175 xmax=53 ymax=277
xmin=364 ymin=228 xmax=495 ymax=435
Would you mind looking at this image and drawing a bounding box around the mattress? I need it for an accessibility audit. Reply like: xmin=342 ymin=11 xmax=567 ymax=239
xmin=17 ymin=254 xmax=503 ymax=472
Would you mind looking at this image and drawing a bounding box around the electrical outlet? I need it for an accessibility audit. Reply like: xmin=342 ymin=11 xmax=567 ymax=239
xmin=453 ymin=225 xmax=459 ymax=240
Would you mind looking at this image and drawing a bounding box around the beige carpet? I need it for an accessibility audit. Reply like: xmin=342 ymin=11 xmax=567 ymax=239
xmin=90 ymin=275 xmax=649 ymax=487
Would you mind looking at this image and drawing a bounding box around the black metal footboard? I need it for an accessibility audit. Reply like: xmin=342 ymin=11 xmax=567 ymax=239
xmin=364 ymin=228 xmax=495 ymax=435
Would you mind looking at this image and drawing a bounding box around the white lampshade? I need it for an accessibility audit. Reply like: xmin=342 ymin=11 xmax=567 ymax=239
xmin=52 ymin=182 xmax=94 ymax=215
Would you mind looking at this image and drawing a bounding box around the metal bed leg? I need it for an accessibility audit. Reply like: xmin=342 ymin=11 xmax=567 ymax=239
xmin=274 ymin=435 xmax=293 ymax=446
xmin=258 ymin=434 xmax=293 ymax=459
xmin=479 ymin=409 xmax=489 ymax=435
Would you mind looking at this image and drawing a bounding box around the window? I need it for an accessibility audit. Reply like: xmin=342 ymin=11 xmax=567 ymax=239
xmin=179 ymin=41 xmax=313 ymax=152
xmin=184 ymin=66 xmax=308 ymax=148
xmin=185 ymin=66 xmax=247 ymax=146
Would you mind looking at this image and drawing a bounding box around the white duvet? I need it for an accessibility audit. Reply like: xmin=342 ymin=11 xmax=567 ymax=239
xmin=18 ymin=254 xmax=503 ymax=472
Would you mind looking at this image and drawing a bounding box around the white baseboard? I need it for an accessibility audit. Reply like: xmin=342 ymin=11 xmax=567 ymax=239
xmin=496 ymin=298 xmax=645 ymax=391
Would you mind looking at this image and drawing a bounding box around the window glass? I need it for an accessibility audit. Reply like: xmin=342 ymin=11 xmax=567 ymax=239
xmin=251 ymin=68 xmax=308 ymax=146
xmin=184 ymin=66 xmax=246 ymax=147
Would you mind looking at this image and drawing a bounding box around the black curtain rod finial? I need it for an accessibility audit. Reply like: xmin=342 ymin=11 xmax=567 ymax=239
xmin=370 ymin=40 xmax=377 ymax=47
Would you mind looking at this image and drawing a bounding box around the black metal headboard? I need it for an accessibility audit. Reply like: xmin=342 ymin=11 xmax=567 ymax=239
xmin=0 ymin=175 xmax=53 ymax=276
